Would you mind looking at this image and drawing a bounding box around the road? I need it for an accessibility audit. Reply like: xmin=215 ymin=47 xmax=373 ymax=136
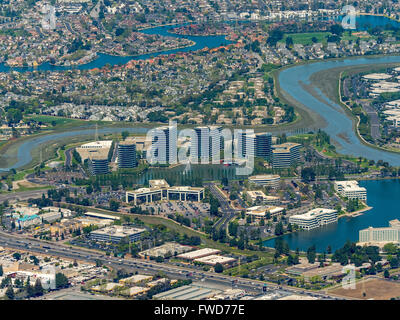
xmin=65 ymin=147 xmax=74 ymax=167
xmin=205 ymin=183 xmax=239 ymax=232
xmin=360 ymin=101 xmax=381 ymax=141
xmin=0 ymin=189 xmax=48 ymax=202
xmin=0 ymin=230 xmax=345 ymax=300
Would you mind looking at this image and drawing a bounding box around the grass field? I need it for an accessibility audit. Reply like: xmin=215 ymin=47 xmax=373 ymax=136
xmin=26 ymin=115 xmax=87 ymax=127
xmin=329 ymin=278 xmax=400 ymax=300
xmin=280 ymin=32 xmax=330 ymax=46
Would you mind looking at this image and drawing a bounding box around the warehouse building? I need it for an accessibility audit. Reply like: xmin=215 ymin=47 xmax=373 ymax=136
xmin=177 ymin=248 xmax=221 ymax=260
xmin=193 ymin=255 xmax=236 ymax=266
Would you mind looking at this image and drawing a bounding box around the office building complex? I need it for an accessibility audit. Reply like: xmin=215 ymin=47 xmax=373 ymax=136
xmin=272 ymin=142 xmax=301 ymax=168
xmin=359 ymin=219 xmax=400 ymax=246
xmin=118 ymin=138 xmax=137 ymax=169
xmin=334 ymin=180 xmax=367 ymax=201
xmin=289 ymin=208 xmax=338 ymax=230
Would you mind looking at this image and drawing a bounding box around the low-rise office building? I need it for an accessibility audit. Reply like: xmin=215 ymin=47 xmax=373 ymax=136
xmin=16 ymin=215 xmax=41 ymax=229
xmin=90 ymin=226 xmax=146 ymax=243
xmin=177 ymin=248 xmax=221 ymax=260
xmin=248 ymin=174 xmax=281 ymax=188
xmin=245 ymin=190 xmax=280 ymax=205
xmin=126 ymin=179 xmax=204 ymax=205
xmin=193 ymin=255 xmax=236 ymax=266
xmin=334 ymin=180 xmax=367 ymax=201
xmin=245 ymin=205 xmax=284 ymax=219
xmin=289 ymin=208 xmax=338 ymax=230
xmin=40 ymin=211 xmax=62 ymax=223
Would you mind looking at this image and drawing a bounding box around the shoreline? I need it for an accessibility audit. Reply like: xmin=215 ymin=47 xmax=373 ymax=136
xmin=274 ymin=54 xmax=400 ymax=156
xmin=339 ymin=204 xmax=373 ymax=218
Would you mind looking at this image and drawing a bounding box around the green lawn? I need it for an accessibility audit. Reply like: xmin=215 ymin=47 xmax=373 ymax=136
xmin=26 ymin=115 xmax=82 ymax=127
xmin=280 ymin=32 xmax=330 ymax=46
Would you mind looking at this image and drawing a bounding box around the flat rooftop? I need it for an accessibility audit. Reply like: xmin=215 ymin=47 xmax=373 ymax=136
xmin=290 ymin=208 xmax=336 ymax=220
xmin=91 ymin=226 xmax=146 ymax=237
xmin=194 ymin=255 xmax=236 ymax=265
xmin=177 ymin=248 xmax=221 ymax=260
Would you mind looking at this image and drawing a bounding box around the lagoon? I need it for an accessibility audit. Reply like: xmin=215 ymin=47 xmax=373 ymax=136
xmin=263 ymin=179 xmax=400 ymax=252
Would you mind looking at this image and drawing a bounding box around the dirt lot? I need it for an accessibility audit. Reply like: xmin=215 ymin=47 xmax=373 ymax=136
xmin=329 ymin=278 xmax=400 ymax=300
xmin=12 ymin=179 xmax=44 ymax=190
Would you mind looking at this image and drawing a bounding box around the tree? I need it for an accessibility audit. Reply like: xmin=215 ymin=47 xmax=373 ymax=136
xmin=55 ymin=273 xmax=69 ymax=289
xmin=267 ymin=29 xmax=284 ymax=46
xmin=26 ymin=282 xmax=34 ymax=298
xmin=301 ymin=167 xmax=316 ymax=182
xmin=214 ymin=263 xmax=224 ymax=273
xmin=34 ymin=279 xmax=44 ymax=297
xmin=383 ymin=243 xmax=398 ymax=255
xmin=121 ymin=131 xmax=129 ymax=141
xmin=109 ymin=199 xmax=120 ymax=212
xmin=0 ymin=265 xmax=3 ymax=276
xmin=285 ymin=36 xmax=293 ymax=49
xmin=307 ymin=245 xmax=317 ymax=264
xmin=384 ymin=269 xmax=390 ymax=279
xmin=5 ymin=285 xmax=14 ymax=300
xmin=330 ymin=24 xmax=344 ymax=36
xmin=274 ymin=221 xmax=284 ymax=236
xmin=13 ymin=252 xmax=21 ymax=261
xmin=389 ymin=257 xmax=399 ymax=269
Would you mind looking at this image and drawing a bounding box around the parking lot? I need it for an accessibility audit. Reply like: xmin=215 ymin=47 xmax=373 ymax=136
xmin=140 ymin=201 xmax=210 ymax=218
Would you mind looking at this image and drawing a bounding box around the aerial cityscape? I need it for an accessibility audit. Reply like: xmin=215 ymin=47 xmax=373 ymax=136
xmin=1 ymin=0 xmax=400 ymax=304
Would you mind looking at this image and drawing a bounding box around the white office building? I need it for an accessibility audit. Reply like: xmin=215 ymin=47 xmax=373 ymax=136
xmin=126 ymin=179 xmax=204 ymax=205
xmin=248 ymin=174 xmax=281 ymax=188
xmin=289 ymin=208 xmax=338 ymax=230
xmin=359 ymin=219 xmax=400 ymax=246
xmin=334 ymin=180 xmax=367 ymax=201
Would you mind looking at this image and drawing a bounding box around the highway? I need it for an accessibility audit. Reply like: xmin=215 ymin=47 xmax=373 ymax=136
xmin=0 ymin=189 xmax=48 ymax=202
xmin=0 ymin=230 xmax=344 ymax=300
